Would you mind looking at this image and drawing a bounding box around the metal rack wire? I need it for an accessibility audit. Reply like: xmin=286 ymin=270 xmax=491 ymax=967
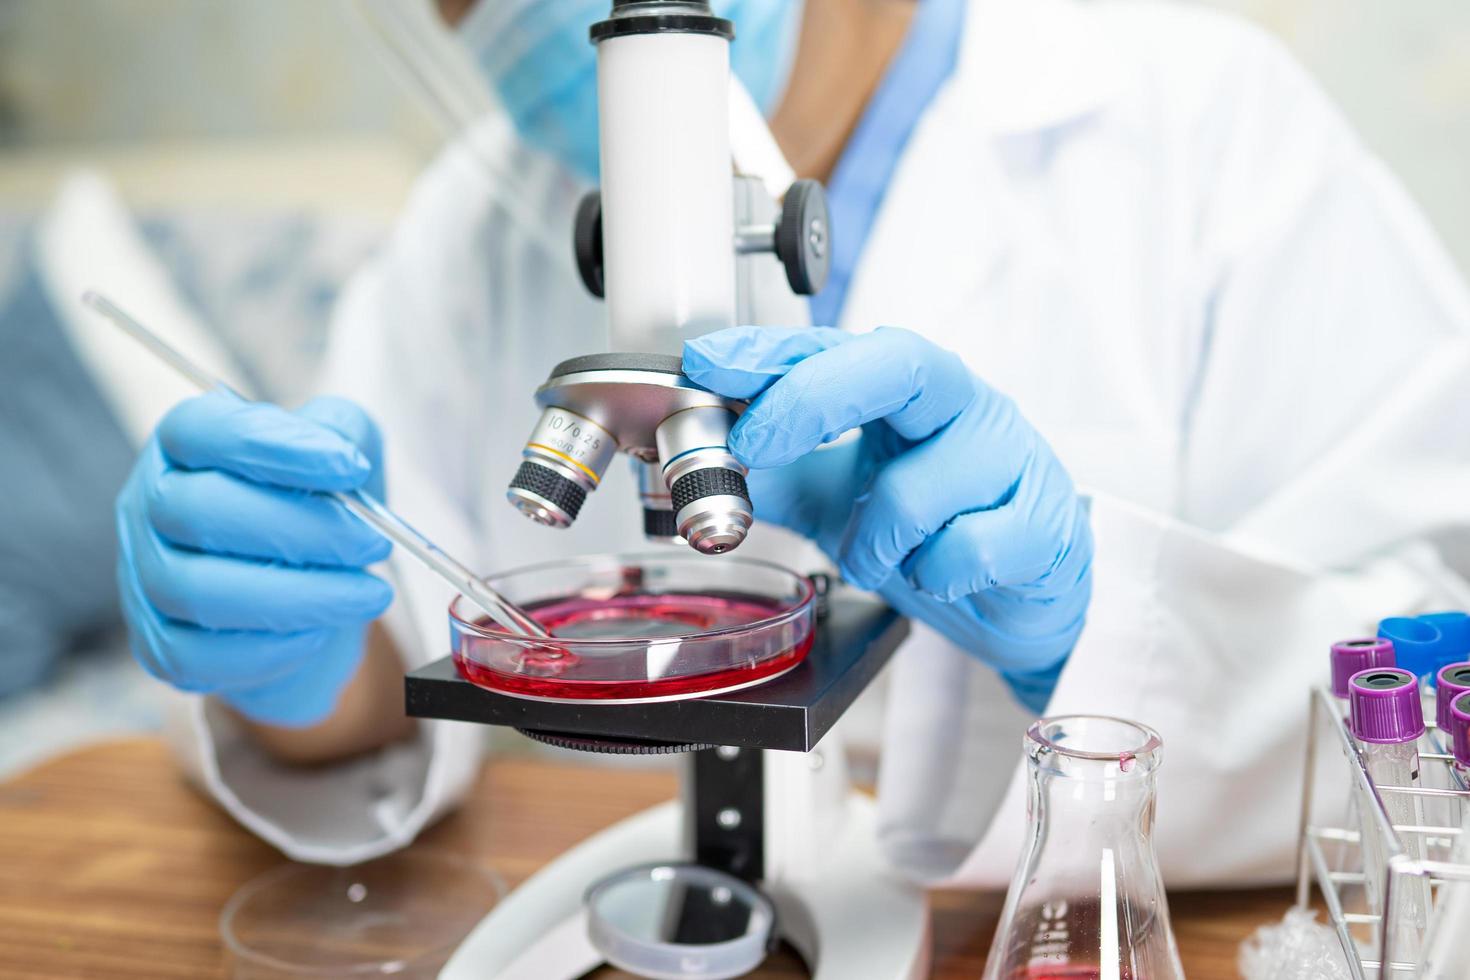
xmin=1297 ymin=685 xmax=1470 ymax=977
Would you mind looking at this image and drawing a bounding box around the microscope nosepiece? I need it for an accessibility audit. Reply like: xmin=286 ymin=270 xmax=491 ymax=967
xmin=507 ymin=407 xmax=618 ymax=529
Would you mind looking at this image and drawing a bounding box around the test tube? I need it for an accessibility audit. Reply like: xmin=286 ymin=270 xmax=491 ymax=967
xmin=1436 ymin=664 xmax=1470 ymax=760
xmin=1451 ymin=692 xmax=1470 ymax=779
xmin=1333 ymin=638 xmax=1397 ymax=704
xmin=1449 ymin=693 xmax=1470 ymax=833
xmin=1420 ymin=692 xmax=1470 ymax=979
xmin=1420 ymin=663 xmax=1470 ymax=856
xmin=1329 ymin=639 xmax=1396 ymax=872
xmin=1350 ymin=667 xmax=1433 ymax=963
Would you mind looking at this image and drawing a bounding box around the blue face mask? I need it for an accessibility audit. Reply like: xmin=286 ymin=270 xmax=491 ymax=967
xmin=460 ymin=0 xmax=801 ymax=181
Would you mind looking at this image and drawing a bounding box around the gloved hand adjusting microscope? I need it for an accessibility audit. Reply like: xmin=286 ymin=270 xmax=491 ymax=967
xmin=406 ymin=3 xmax=932 ymax=976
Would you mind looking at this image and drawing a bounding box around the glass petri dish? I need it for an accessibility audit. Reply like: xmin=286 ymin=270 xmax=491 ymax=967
xmin=220 ymin=851 xmax=504 ymax=979
xmin=450 ymin=553 xmax=816 ymax=704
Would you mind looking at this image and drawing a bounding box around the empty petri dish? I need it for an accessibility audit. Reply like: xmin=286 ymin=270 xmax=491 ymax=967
xmin=585 ymin=863 xmax=777 ymax=980
xmin=220 ymin=851 xmax=504 ymax=978
xmin=450 ymin=553 xmax=816 ymax=703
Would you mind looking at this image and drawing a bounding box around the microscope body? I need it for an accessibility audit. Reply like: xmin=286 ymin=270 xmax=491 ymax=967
xmin=505 ymin=0 xmax=829 ymax=555
xmin=427 ymin=10 xmax=934 ymax=976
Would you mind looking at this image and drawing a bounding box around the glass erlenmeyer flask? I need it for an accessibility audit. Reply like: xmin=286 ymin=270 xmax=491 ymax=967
xmin=983 ymin=715 xmax=1184 ymax=980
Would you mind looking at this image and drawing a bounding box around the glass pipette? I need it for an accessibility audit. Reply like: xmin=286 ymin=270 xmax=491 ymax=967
xmin=81 ymin=290 xmax=548 ymax=639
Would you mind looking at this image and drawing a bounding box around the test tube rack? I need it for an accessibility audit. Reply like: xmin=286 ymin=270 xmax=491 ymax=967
xmin=1297 ymin=685 xmax=1470 ymax=977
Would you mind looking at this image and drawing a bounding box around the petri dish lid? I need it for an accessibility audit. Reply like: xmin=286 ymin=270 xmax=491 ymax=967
xmin=220 ymin=851 xmax=504 ymax=977
xmin=585 ymin=863 xmax=776 ymax=980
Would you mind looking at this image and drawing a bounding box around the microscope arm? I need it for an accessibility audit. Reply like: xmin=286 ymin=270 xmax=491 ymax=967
xmin=729 ymin=75 xmax=795 ymax=202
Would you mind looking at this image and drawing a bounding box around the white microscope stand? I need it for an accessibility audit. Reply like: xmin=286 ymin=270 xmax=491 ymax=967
xmin=441 ymin=735 xmax=930 ymax=979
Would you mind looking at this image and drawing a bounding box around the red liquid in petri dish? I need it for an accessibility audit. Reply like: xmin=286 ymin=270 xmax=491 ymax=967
xmin=454 ymin=591 xmax=812 ymax=701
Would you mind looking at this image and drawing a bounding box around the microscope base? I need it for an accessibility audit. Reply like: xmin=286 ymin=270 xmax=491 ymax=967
xmin=440 ymin=793 xmax=930 ymax=980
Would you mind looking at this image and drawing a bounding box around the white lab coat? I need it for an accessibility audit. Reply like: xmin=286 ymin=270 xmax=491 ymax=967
xmin=177 ymin=0 xmax=1470 ymax=885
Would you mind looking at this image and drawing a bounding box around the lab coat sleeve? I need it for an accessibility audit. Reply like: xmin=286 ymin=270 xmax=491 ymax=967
xmin=165 ymin=118 xmax=578 ymax=864
xmin=880 ymin=19 xmax=1470 ymax=888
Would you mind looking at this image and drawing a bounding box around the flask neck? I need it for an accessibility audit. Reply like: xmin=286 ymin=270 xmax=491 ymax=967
xmin=985 ymin=716 xmax=1183 ymax=980
xmin=1023 ymin=716 xmax=1163 ymax=865
xmin=1028 ymin=749 xmax=1159 ymax=829
xmin=1026 ymin=715 xmax=1161 ymax=795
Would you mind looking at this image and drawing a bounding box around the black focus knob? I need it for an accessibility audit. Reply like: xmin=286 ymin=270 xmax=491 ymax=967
xmin=573 ymin=191 xmax=604 ymax=299
xmin=774 ymin=179 xmax=830 ymax=296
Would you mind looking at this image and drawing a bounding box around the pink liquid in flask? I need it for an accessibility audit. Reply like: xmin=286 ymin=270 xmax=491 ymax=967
xmin=997 ymin=895 xmax=1161 ymax=980
xmin=1012 ymin=967 xmax=1140 ymax=980
xmin=453 ymin=590 xmax=813 ymax=702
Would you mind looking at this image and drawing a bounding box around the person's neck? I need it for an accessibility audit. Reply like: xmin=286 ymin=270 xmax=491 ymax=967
xmin=769 ymin=0 xmax=917 ymax=183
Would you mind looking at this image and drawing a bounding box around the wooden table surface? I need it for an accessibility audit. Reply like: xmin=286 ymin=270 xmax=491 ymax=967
xmin=0 ymin=738 xmax=1291 ymax=978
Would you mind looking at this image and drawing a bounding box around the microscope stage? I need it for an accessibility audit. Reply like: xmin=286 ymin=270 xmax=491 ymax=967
xmin=405 ymin=593 xmax=907 ymax=753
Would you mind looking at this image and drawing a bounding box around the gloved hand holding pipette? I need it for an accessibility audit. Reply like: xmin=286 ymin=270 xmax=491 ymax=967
xmin=683 ymin=326 xmax=1094 ymax=711
xmin=115 ymin=392 xmax=394 ymax=727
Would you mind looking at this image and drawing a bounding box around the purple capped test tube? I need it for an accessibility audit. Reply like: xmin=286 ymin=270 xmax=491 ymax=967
xmin=1424 ymin=663 xmax=1470 ymax=828
xmin=1351 ymin=667 xmax=1427 ymax=744
xmin=1327 ymin=640 xmax=1397 ymax=873
xmin=1452 ymin=693 xmax=1470 ymax=771
xmin=1333 ymin=638 xmax=1396 ymax=699
xmin=1438 ymin=663 xmax=1470 ymax=735
xmin=1350 ymin=667 xmax=1432 ymax=957
xmin=1424 ymin=691 xmax=1470 ymax=980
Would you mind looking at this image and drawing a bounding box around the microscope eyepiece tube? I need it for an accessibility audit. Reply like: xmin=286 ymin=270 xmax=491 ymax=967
xmin=592 ymin=1 xmax=736 ymax=354
xmin=507 ymin=406 xmax=619 ymax=528
xmin=655 ymin=406 xmax=752 ymax=554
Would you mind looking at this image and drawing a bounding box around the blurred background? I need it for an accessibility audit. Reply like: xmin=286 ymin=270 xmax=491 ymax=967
xmin=0 ymin=0 xmax=439 ymax=205
xmin=5 ymin=0 xmax=1470 ymax=270
xmin=1 ymin=0 xmax=1468 ymax=775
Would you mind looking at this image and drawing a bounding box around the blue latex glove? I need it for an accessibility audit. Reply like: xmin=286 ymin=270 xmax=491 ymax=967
xmin=684 ymin=327 xmax=1094 ymax=711
xmin=115 ymin=392 xmax=393 ymax=726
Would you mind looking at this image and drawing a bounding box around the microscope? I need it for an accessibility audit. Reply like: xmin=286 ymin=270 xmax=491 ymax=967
xmin=406 ymin=3 xmax=931 ymax=976
xmin=502 ymin=0 xmax=829 ymax=556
